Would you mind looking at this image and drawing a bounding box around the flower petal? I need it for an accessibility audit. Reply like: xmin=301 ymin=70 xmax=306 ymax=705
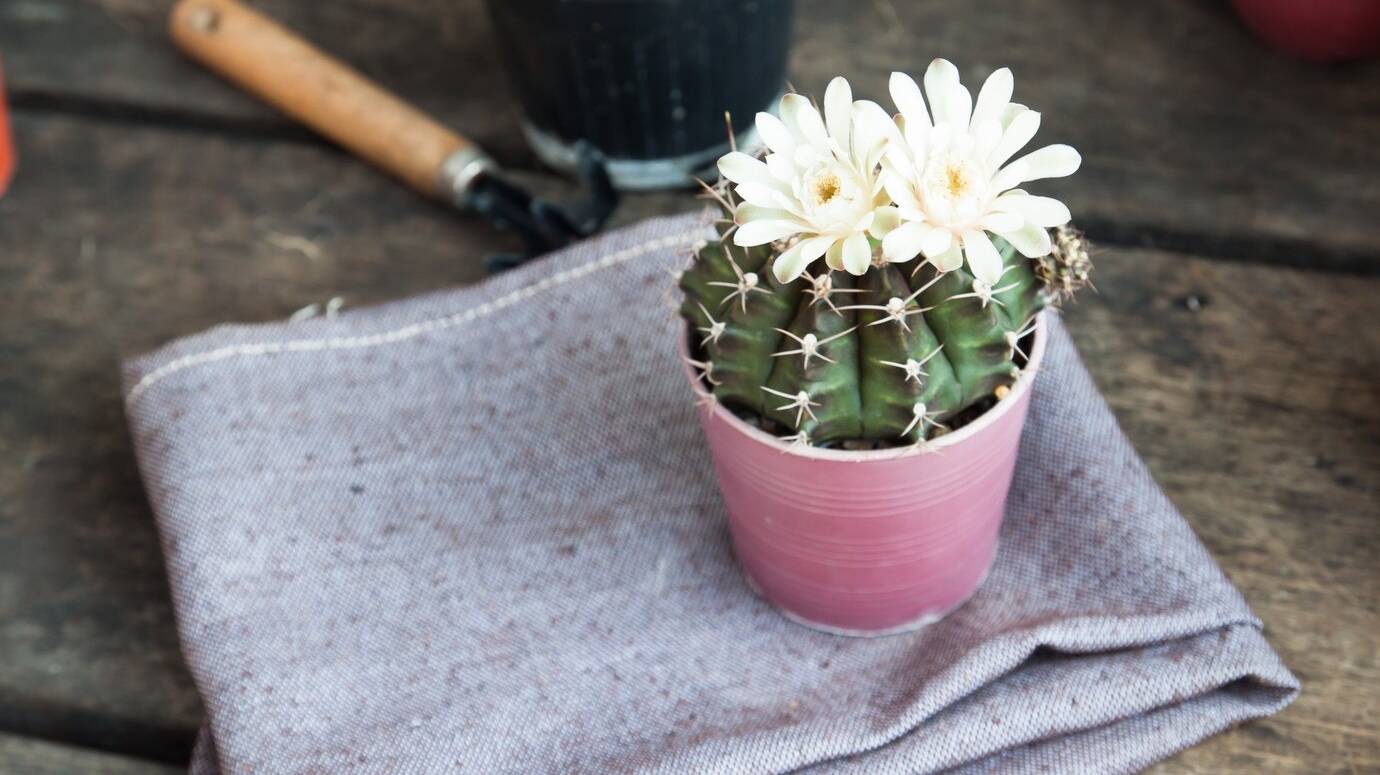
xmin=825 ymin=240 xmax=846 ymax=271
xmin=993 ymin=193 xmax=1071 ymax=227
xmin=931 ymin=242 xmax=964 ymax=273
xmin=882 ymin=221 xmax=930 ymax=262
xmin=974 ymin=118 xmax=1002 ymax=159
xmin=734 ymin=219 xmax=802 ymax=246
xmin=924 ymin=58 xmax=960 ymax=127
xmin=999 ymin=223 xmax=1053 ymax=258
xmin=979 ymin=212 xmax=1024 ymax=233
xmin=755 ymin=112 xmax=796 ymax=157
xmin=736 ymin=204 xmax=803 ymax=226
xmin=802 ymin=235 xmax=836 ymax=261
xmin=1000 ymin=103 xmax=1028 ymax=129
xmin=824 ymin=76 xmax=852 ymax=158
xmin=772 ymin=240 xmax=808 ymax=283
xmin=881 ymin=172 xmax=922 ymax=212
xmin=962 ymin=230 xmax=1004 ymax=285
xmin=871 ymin=180 xmax=893 ymax=207
xmin=851 ymin=100 xmax=897 ymax=169
xmin=970 ymin=67 xmax=1013 ymax=129
xmin=843 ymin=232 xmax=871 ymax=275
xmin=1010 ymin=144 xmax=1082 ymax=181
xmin=781 ymin=93 xmax=829 ymax=151
xmin=717 ymin=151 xmax=777 ymax=187
xmin=888 ymin=71 xmax=932 ymax=131
xmin=989 ymin=161 xmax=1030 ymax=195
xmin=921 ymin=226 xmax=953 ymax=258
xmin=735 ymin=182 xmax=798 ymax=210
xmin=791 ymin=143 xmax=828 ymax=169
xmin=869 ymin=205 xmax=902 ymax=239
xmin=948 ymin=83 xmax=973 ymax=132
xmin=772 ymin=235 xmax=835 ymax=282
xmin=764 ymin=152 xmax=794 ymax=182
xmin=928 ymin=122 xmax=954 ymax=156
xmin=987 ymin=110 xmax=1041 ymax=169
xmin=902 ymin=118 xmax=930 ymax=164
xmin=880 ymin=151 xmax=913 ymax=193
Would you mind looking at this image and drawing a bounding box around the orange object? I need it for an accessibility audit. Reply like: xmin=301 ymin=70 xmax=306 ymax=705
xmin=169 ymin=0 xmax=491 ymax=202
xmin=0 ymin=58 xmax=14 ymax=197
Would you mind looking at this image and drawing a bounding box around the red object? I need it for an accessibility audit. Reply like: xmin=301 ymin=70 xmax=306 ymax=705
xmin=1231 ymin=0 xmax=1380 ymax=62
xmin=0 ymin=58 xmax=14 ymax=197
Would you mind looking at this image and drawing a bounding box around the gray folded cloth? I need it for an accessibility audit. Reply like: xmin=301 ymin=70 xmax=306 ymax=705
xmin=124 ymin=212 xmax=1297 ymax=774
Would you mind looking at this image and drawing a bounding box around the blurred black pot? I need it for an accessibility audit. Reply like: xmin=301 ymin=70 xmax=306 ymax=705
xmin=484 ymin=0 xmax=794 ymax=190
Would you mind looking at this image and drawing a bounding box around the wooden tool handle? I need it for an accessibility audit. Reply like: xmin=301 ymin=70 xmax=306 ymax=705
xmin=170 ymin=0 xmax=487 ymax=200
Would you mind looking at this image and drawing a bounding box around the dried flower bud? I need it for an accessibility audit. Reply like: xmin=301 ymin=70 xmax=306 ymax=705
xmin=1033 ymin=224 xmax=1093 ymax=303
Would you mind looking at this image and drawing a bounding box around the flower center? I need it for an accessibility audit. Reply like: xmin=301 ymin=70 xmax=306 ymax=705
xmin=810 ymin=171 xmax=842 ymax=206
xmin=920 ymin=152 xmax=985 ymax=224
xmin=796 ymin=159 xmax=870 ymax=233
xmin=944 ymin=164 xmax=971 ymax=198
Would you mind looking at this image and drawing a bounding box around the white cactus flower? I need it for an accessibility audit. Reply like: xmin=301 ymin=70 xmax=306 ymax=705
xmin=717 ymin=77 xmax=896 ymax=284
xmin=878 ymin=59 xmax=1082 ymax=285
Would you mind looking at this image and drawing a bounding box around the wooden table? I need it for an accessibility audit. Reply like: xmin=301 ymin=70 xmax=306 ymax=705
xmin=1 ymin=0 xmax=1376 ymax=771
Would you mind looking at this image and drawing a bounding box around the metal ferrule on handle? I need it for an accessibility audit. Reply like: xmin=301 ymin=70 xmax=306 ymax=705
xmin=438 ymin=147 xmax=498 ymax=209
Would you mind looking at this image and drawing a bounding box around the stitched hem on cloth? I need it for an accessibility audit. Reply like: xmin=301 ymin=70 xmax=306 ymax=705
xmin=124 ymin=228 xmax=708 ymax=408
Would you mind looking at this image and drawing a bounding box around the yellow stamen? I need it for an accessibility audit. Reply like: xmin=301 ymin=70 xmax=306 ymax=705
xmin=945 ymin=165 xmax=969 ymax=198
xmin=812 ymin=173 xmax=840 ymax=204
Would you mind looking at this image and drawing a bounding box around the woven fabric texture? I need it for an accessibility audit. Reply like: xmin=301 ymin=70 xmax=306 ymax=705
xmin=122 ymin=213 xmax=1297 ymax=774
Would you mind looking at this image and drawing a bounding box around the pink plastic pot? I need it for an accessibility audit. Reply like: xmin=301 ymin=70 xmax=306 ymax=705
xmin=682 ymin=312 xmax=1047 ymax=636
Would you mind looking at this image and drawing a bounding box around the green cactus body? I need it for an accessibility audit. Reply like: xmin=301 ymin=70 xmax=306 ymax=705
xmin=762 ymin=278 xmax=862 ymax=441
xmin=991 ymin=239 xmax=1044 ymax=333
xmin=701 ymin=264 xmax=803 ymax=415
xmin=679 ymin=227 xmax=1087 ymax=446
xmin=912 ymin=262 xmax=1021 ymax=407
xmin=678 ymin=241 xmax=767 ymax=330
xmin=857 ymin=265 xmax=962 ymax=442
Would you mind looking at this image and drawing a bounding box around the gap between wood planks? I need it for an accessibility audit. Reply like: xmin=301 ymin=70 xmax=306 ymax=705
xmin=0 ymin=731 xmax=184 ymax=775
xmin=10 ymin=94 xmax=1378 ymax=278
xmin=0 ymin=693 xmax=195 ymax=766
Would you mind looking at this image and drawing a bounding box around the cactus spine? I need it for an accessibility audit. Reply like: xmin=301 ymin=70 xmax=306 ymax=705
xmin=679 ymin=211 xmax=1090 ymax=447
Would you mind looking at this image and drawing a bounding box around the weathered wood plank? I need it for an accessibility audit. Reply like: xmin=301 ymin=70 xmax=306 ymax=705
xmin=0 ymin=114 xmax=1375 ymax=768
xmin=0 ymin=0 xmax=540 ymax=163
xmin=3 ymin=0 xmax=1379 ymax=265
xmin=0 ymin=733 xmax=181 ymax=775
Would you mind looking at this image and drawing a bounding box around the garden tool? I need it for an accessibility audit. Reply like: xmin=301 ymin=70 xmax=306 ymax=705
xmin=168 ymin=0 xmax=618 ymax=267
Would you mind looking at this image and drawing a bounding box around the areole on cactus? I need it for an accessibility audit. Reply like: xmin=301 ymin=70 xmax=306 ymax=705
xmin=679 ymin=59 xmax=1091 ymax=448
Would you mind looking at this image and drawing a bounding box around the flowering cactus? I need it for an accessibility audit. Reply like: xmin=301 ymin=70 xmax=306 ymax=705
xmin=679 ymin=60 xmax=1091 ymax=447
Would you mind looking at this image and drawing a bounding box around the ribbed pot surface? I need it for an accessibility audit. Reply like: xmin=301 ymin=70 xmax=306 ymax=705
xmin=683 ymin=312 xmax=1046 ymax=635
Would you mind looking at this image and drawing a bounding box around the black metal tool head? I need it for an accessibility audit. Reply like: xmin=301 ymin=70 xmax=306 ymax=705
xmin=467 ymin=141 xmax=619 ymax=271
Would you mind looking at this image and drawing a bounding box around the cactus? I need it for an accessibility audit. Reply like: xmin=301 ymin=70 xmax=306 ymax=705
xmin=679 ymin=210 xmax=1091 ymax=447
xmin=680 ymin=63 xmax=1092 ymax=446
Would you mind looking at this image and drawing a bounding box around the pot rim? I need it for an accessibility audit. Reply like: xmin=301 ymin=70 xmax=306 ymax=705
xmin=679 ymin=308 xmax=1050 ymax=462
